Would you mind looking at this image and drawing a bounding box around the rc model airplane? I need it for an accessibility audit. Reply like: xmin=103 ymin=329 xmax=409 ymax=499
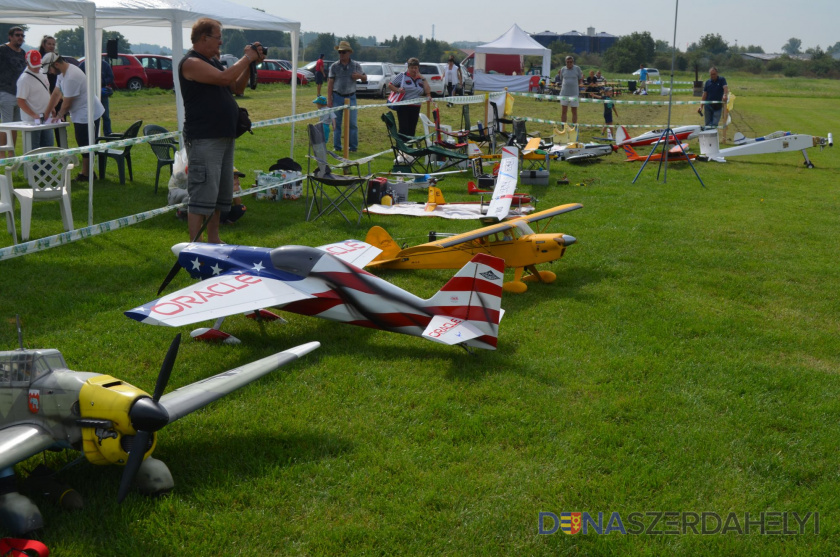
xmin=125 ymin=240 xmax=505 ymax=350
xmin=365 ymin=203 xmax=582 ymax=293
xmin=697 ymin=129 xmax=833 ymax=167
xmin=613 ymin=125 xmax=702 ymax=147
xmin=621 ymin=143 xmax=696 ymax=162
xmin=0 ymin=322 xmax=318 ymax=534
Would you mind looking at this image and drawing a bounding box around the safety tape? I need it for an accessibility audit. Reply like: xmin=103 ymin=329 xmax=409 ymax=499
xmin=516 ymin=116 xmax=720 ymax=130
xmin=0 ymin=131 xmax=181 ymax=166
xmin=509 ymin=91 xmax=722 ymax=106
xmin=0 ymin=173 xmax=304 ymax=261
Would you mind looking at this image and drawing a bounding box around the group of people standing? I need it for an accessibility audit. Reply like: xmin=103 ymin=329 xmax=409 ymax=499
xmin=0 ymin=26 xmax=113 ymax=180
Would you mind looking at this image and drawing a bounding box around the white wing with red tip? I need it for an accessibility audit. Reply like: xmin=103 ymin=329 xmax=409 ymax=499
xmin=125 ymin=274 xmax=312 ymax=327
xmin=317 ymin=240 xmax=382 ymax=268
xmin=485 ymin=146 xmax=519 ymax=221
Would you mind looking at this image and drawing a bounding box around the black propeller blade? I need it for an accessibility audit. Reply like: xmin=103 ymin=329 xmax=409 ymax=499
xmin=157 ymin=215 xmax=210 ymax=295
xmin=117 ymin=333 xmax=181 ymax=503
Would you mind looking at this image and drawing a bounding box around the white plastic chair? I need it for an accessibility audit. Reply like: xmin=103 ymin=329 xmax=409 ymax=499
xmin=6 ymin=147 xmax=76 ymax=242
xmin=0 ymin=131 xmax=13 ymax=159
xmin=0 ymin=172 xmax=17 ymax=244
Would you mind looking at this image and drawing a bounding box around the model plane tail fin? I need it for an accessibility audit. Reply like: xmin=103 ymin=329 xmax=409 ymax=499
xmin=422 ymin=253 xmax=505 ymax=350
xmin=615 ymin=125 xmax=630 ymax=145
xmin=364 ymin=226 xmax=401 ymax=262
xmin=622 ymin=145 xmax=640 ymax=159
xmin=426 ymin=186 xmax=446 ymax=211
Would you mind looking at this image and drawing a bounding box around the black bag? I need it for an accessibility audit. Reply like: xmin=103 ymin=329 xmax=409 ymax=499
xmin=269 ymin=158 xmax=302 ymax=172
xmin=236 ymin=107 xmax=253 ymax=138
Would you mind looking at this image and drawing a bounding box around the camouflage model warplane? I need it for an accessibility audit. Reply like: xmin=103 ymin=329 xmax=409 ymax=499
xmin=0 ymin=322 xmax=318 ymax=534
xmin=365 ymin=203 xmax=583 ymax=293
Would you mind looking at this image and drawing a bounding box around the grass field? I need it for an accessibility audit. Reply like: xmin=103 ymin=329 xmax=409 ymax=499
xmin=1 ymin=71 xmax=839 ymax=555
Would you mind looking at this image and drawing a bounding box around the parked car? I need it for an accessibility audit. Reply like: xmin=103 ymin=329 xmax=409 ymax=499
xmin=632 ymin=67 xmax=661 ymax=82
xmin=356 ymin=62 xmax=397 ymax=98
xmin=255 ymin=59 xmax=309 ymax=85
xmin=418 ymin=62 xmax=445 ymax=96
xmin=134 ymin=54 xmax=174 ymax=89
xmin=302 ymin=59 xmax=336 ymax=75
xmin=101 ymin=53 xmax=148 ymax=91
xmin=437 ymin=62 xmax=474 ymax=96
xmin=277 ymin=60 xmax=314 ymax=82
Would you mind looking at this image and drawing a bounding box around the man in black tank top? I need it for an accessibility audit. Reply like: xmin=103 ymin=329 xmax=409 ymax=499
xmin=178 ymin=17 xmax=264 ymax=243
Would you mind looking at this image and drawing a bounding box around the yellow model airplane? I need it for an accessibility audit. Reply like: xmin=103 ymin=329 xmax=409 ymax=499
xmin=365 ymin=203 xmax=582 ymax=293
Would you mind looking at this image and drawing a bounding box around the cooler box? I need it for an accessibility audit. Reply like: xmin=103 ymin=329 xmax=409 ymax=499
xmin=366 ymin=177 xmax=388 ymax=204
xmin=520 ymin=170 xmax=549 ymax=186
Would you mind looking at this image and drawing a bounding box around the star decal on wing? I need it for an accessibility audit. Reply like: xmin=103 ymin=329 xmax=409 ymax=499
xmin=191 ymin=258 xmax=202 ymax=271
xmin=211 ymin=263 xmax=223 ymax=275
xmin=252 ymin=261 xmax=265 ymax=273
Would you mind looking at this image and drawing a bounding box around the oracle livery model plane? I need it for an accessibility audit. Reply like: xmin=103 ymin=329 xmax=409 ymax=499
xmin=0 ymin=322 xmax=318 ymax=534
xmin=125 ymin=240 xmax=505 ymax=350
xmin=365 ymin=203 xmax=582 ymax=294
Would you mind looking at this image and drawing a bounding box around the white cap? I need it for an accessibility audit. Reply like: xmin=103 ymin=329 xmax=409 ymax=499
xmin=40 ymin=52 xmax=59 ymax=74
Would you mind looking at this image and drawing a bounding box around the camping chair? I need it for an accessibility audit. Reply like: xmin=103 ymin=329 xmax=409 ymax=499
xmin=97 ymin=119 xmax=142 ymax=184
xmin=5 ymin=147 xmax=77 ymax=242
xmin=381 ymin=112 xmax=470 ymax=174
xmin=461 ymin=104 xmax=496 ymax=153
xmin=432 ymin=107 xmax=469 ymax=151
xmin=528 ymin=75 xmax=543 ymax=94
xmin=143 ymin=124 xmax=177 ymax=194
xmin=0 ymin=172 xmax=17 ymax=244
xmin=305 ymin=123 xmax=371 ymax=225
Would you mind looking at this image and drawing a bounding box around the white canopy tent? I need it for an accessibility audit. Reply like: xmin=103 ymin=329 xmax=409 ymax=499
xmin=0 ymin=0 xmax=300 ymax=224
xmin=474 ymin=24 xmax=551 ymax=92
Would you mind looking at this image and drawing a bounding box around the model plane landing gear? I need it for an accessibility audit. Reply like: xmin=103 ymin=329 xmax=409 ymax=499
xmin=191 ymin=317 xmax=240 ymax=344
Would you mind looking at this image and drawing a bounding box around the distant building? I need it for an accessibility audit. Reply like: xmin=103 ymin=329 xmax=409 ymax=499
xmin=529 ymin=27 xmax=617 ymax=54
xmin=741 ymin=52 xmax=812 ymax=62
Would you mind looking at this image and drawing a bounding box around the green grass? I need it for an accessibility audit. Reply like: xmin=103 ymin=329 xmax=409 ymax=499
xmin=2 ymin=74 xmax=840 ymax=555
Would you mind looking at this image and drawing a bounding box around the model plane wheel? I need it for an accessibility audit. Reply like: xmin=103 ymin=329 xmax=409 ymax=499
xmin=807 ymin=162 xmax=815 ymax=168
xmin=523 ymin=270 xmax=557 ymax=284
xmin=503 ymin=281 xmax=528 ymax=294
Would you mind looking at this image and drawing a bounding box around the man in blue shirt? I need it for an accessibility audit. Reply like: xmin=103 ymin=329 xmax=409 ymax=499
xmin=699 ymin=67 xmax=729 ymax=127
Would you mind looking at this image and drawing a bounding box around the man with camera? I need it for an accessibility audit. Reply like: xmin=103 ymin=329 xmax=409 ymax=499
xmin=178 ymin=17 xmax=265 ymax=244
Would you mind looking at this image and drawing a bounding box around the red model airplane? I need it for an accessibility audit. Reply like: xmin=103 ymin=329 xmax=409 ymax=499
xmin=467 ymin=180 xmax=534 ymax=205
xmin=622 ymin=143 xmax=696 ymax=162
xmin=614 ymin=125 xmax=701 ymax=147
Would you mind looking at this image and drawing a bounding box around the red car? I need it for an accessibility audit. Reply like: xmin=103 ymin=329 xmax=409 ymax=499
xmin=256 ymin=59 xmax=309 ymax=85
xmin=101 ymin=54 xmax=148 ymax=91
xmin=134 ymin=54 xmax=174 ymax=89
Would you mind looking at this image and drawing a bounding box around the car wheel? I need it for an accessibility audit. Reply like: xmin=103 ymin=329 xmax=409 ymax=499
xmin=127 ymin=78 xmax=143 ymax=91
xmin=382 ymin=85 xmax=390 ymax=99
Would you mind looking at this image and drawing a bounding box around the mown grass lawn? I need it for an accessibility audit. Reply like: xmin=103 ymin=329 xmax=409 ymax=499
xmin=1 ymin=71 xmax=839 ymax=555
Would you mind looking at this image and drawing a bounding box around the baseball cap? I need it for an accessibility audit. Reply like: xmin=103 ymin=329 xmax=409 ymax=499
xmin=25 ymin=50 xmax=42 ymax=69
xmin=40 ymin=52 xmax=59 ymax=73
xmin=233 ymin=168 xmax=245 ymax=177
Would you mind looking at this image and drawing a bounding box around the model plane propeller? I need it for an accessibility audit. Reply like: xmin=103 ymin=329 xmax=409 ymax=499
xmin=365 ymin=203 xmax=582 ymax=294
xmin=125 ymin=240 xmax=505 ymax=349
xmin=0 ymin=323 xmax=319 ymax=534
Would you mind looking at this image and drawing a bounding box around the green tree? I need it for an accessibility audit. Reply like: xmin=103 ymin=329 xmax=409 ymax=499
xmin=826 ymin=41 xmax=840 ymax=56
xmin=422 ymin=38 xmax=445 ymax=62
xmin=396 ymin=36 xmax=422 ymax=61
xmin=103 ymin=31 xmax=131 ymax=54
xmin=55 ymin=27 xmax=132 ymax=57
xmin=305 ymin=33 xmax=337 ymax=60
xmin=602 ymin=31 xmax=655 ymax=73
xmin=782 ymin=37 xmax=802 ymax=55
xmin=697 ymin=33 xmax=729 ymax=55
xmin=222 ymin=29 xmax=246 ymax=56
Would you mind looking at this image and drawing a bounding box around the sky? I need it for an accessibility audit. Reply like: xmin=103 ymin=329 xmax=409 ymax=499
xmin=19 ymin=0 xmax=838 ymax=55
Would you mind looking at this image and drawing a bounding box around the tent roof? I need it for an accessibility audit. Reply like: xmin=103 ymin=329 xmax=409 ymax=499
xmin=475 ymin=24 xmax=550 ymax=56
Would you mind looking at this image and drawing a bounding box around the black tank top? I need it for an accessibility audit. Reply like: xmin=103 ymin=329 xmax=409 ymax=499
xmin=178 ymin=50 xmax=238 ymax=139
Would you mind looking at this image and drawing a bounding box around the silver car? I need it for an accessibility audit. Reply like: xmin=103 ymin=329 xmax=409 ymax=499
xmin=278 ymin=60 xmax=315 ymax=82
xmin=356 ymin=62 xmax=398 ymax=98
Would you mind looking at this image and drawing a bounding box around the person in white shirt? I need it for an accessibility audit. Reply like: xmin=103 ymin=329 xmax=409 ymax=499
xmin=443 ymin=56 xmax=462 ymax=97
xmin=15 ymin=50 xmax=54 ymax=150
xmin=43 ymin=52 xmax=105 ymax=181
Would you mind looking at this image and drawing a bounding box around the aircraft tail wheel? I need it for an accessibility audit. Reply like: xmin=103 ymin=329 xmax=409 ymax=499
xmin=807 ymin=162 xmax=815 ymax=168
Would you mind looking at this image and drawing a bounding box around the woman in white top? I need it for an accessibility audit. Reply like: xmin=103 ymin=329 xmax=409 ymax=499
xmin=388 ymin=57 xmax=431 ymax=137
xmin=443 ymin=56 xmax=462 ymax=97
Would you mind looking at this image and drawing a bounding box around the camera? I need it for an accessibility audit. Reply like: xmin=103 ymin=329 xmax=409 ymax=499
xmin=247 ymin=44 xmax=268 ymax=56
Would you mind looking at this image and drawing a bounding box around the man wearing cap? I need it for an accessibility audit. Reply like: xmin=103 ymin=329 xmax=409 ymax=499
xmin=220 ymin=168 xmax=247 ymax=225
xmin=0 ymin=26 xmax=28 ymax=157
xmin=178 ymin=17 xmax=265 ymax=244
xmin=327 ymin=41 xmax=366 ymax=152
xmin=43 ymin=52 xmax=106 ymax=181
xmin=15 ymin=50 xmax=53 ymax=150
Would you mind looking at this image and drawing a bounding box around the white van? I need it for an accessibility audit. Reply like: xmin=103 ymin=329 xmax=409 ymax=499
xmin=632 ymin=67 xmax=660 ymax=83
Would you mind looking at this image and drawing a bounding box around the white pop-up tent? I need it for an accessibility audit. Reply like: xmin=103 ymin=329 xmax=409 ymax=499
xmin=474 ymin=24 xmax=551 ymax=92
xmin=0 ymin=0 xmax=300 ymax=224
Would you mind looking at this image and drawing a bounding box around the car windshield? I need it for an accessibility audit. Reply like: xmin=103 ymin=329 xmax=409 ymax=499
xmin=361 ymin=64 xmax=383 ymax=75
xmin=419 ymin=64 xmax=440 ymax=75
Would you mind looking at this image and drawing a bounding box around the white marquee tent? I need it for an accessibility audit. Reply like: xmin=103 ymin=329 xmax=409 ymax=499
xmin=0 ymin=0 xmax=300 ymax=223
xmin=474 ymin=24 xmax=551 ymax=92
